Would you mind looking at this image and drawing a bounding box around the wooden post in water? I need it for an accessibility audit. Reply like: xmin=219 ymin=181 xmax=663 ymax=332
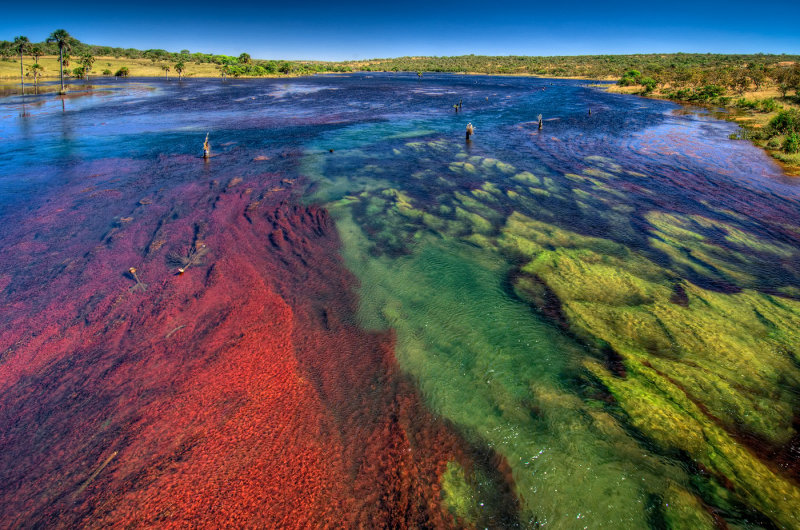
xmin=538 ymin=114 xmax=543 ymax=130
xmin=203 ymin=133 xmax=210 ymax=159
xmin=466 ymin=122 xmax=474 ymax=141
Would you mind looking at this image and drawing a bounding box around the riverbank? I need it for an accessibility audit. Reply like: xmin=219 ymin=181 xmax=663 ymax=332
xmin=0 ymin=56 xmax=322 ymax=81
xmin=607 ymin=84 xmax=800 ymax=176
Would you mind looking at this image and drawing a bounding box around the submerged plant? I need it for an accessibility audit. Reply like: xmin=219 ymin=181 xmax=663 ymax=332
xmin=168 ymin=242 xmax=209 ymax=274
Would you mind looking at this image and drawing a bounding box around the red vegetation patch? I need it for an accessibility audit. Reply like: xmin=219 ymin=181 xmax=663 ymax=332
xmin=0 ymin=170 xmax=466 ymax=527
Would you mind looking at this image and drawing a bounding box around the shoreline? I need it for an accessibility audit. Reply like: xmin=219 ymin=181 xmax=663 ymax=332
xmin=603 ymin=85 xmax=800 ymax=176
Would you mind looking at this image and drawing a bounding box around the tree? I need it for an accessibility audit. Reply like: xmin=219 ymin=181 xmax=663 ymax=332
xmin=80 ymin=53 xmax=95 ymax=79
xmin=13 ymin=36 xmax=30 ymax=93
xmin=791 ymin=64 xmax=800 ymax=96
xmin=238 ymin=52 xmax=251 ymax=64
xmin=162 ymin=64 xmax=170 ymax=79
xmin=46 ymin=29 xmax=72 ymax=94
xmin=775 ymin=67 xmax=792 ymax=98
xmin=784 ymin=133 xmax=800 ymax=154
xmin=748 ymin=63 xmax=766 ymax=91
xmin=26 ymin=62 xmax=44 ymax=89
xmin=31 ymin=46 xmax=43 ymax=63
xmin=174 ymin=61 xmax=185 ymax=80
xmin=731 ymin=70 xmax=750 ymax=95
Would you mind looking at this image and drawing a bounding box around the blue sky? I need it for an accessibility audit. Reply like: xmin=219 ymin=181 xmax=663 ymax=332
xmin=2 ymin=0 xmax=799 ymax=60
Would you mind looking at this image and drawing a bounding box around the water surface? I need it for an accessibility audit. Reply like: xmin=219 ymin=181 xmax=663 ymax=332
xmin=1 ymin=74 xmax=799 ymax=529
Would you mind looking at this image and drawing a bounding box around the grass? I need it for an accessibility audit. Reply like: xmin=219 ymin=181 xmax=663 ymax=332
xmin=0 ymin=55 xmax=225 ymax=79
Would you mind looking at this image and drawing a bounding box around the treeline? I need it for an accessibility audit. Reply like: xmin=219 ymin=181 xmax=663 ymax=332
xmin=0 ymin=36 xmax=353 ymax=77
xmin=338 ymin=53 xmax=800 ymax=78
xmin=3 ymin=36 xmax=799 ymax=84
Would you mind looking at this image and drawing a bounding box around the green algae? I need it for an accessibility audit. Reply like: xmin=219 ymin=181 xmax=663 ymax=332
xmin=331 ymin=207 xmax=700 ymax=528
xmin=661 ymin=483 xmax=717 ymax=530
xmin=513 ymin=171 xmax=541 ymax=186
xmin=306 ymin=136 xmax=800 ymax=528
xmin=645 ymin=211 xmax=800 ymax=291
xmin=508 ymin=217 xmax=800 ymax=528
xmin=441 ymin=461 xmax=481 ymax=523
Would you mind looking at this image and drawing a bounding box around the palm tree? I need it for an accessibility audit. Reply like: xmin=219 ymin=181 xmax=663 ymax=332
xmin=13 ymin=36 xmax=30 ymax=94
xmin=46 ymin=29 xmax=72 ymax=94
xmin=26 ymin=63 xmax=44 ymax=92
xmin=162 ymin=64 xmax=170 ymax=80
xmin=174 ymin=61 xmax=185 ymax=81
xmin=31 ymin=46 xmax=43 ymax=64
xmin=80 ymin=53 xmax=95 ymax=79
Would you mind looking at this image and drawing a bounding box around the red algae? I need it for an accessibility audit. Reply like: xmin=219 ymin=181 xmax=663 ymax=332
xmin=0 ymin=167 xmax=471 ymax=527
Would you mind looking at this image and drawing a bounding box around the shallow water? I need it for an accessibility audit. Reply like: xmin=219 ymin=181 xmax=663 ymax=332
xmin=1 ymin=74 xmax=799 ymax=528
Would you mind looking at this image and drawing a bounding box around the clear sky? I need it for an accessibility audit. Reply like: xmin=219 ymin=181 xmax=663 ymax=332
xmin=2 ymin=0 xmax=799 ymax=61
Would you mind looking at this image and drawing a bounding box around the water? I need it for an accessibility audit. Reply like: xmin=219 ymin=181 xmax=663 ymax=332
xmin=1 ymin=74 xmax=799 ymax=529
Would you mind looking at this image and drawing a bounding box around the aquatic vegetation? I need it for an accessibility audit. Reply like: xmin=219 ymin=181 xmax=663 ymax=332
xmin=440 ymin=461 xmax=480 ymax=523
xmin=494 ymin=213 xmax=800 ymax=526
xmin=318 ymin=136 xmax=800 ymax=528
xmin=0 ymin=174 xmax=467 ymax=527
xmin=331 ymin=208 xmax=702 ymax=527
xmin=5 ymin=74 xmax=800 ymax=529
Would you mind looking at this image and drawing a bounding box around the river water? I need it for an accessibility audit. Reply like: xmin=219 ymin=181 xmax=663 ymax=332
xmin=1 ymin=74 xmax=799 ymax=529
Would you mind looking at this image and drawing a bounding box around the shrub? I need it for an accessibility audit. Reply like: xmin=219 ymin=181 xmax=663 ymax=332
xmin=784 ymin=133 xmax=800 ymax=154
xmin=696 ymin=84 xmax=724 ymax=99
xmin=735 ymin=98 xmax=758 ymax=109
xmin=618 ymin=69 xmax=641 ymax=87
xmin=115 ymin=66 xmax=129 ymax=77
xmin=768 ymin=109 xmax=800 ymax=135
xmin=640 ymin=77 xmax=657 ymax=93
xmin=759 ymin=98 xmax=780 ymax=112
xmin=102 ymin=69 xmax=112 ymax=75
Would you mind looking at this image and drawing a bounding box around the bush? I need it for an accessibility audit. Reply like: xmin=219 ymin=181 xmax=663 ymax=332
xmin=115 ymin=66 xmax=129 ymax=77
xmin=673 ymin=88 xmax=691 ymax=100
xmin=102 ymin=69 xmax=112 ymax=76
xmin=759 ymin=98 xmax=780 ymax=112
xmin=618 ymin=69 xmax=641 ymax=86
xmin=736 ymin=98 xmax=758 ymax=109
xmin=640 ymin=77 xmax=657 ymax=93
xmin=784 ymin=133 xmax=800 ymax=154
xmin=696 ymin=84 xmax=724 ymax=99
xmin=768 ymin=109 xmax=800 ymax=135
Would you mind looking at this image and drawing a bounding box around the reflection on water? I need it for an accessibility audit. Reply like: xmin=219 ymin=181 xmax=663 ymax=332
xmin=1 ymin=74 xmax=799 ymax=529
